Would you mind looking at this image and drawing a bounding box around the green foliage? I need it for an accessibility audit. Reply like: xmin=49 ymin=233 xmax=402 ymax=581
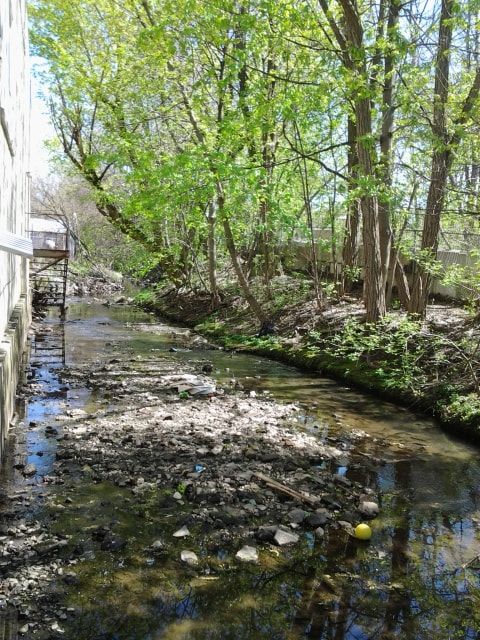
xmin=268 ymin=277 xmax=312 ymax=312
xmin=307 ymin=312 xmax=480 ymax=414
xmin=318 ymin=315 xmax=443 ymax=394
xmin=225 ymin=334 xmax=281 ymax=350
xmin=343 ymin=264 xmax=362 ymax=285
xmin=195 ymin=318 xmax=227 ymax=338
xmin=29 ymin=0 xmax=480 ymax=318
xmin=440 ymin=251 xmax=480 ymax=309
xmin=442 ymin=393 xmax=480 ymax=424
xmin=134 ymin=288 xmax=157 ymax=307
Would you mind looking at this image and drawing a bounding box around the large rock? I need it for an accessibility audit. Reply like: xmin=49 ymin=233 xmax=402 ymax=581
xmin=180 ymin=550 xmax=199 ymax=566
xmin=359 ymin=501 xmax=379 ymax=518
xmin=288 ymin=508 xmax=306 ymax=524
xmin=274 ymin=528 xmax=300 ymax=547
xmin=306 ymin=510 xmax=329 ymax=528
xmin=235 ymin=545 xmax=259 ymax=563
xmin=22 ymin=463 xmax=37 ymax=477
xmin=173 ymin=526 xmax=190 ymax=538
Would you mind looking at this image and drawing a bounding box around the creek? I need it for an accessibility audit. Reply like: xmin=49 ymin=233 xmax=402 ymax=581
xmin=7 ymin=299 xmax=480 ymax=639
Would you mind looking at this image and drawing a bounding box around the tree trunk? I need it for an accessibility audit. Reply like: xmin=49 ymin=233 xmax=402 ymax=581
xmin=295 ymin=122 xmax=323 ymax=307
xmin=217 ymin=181 xmax=268 ymax=324
xmin=207 ymin=200 xmax=219 ymax=309
xmin=377 ymin=0 xmax=400 ymax=295
xmin=408 ymin=154 xmax=451 ymax=316
xmin=257 ymin=56 xmax=277 ymax=297
xmin=408 ymin=0 xmax=453 ymax=317
xmin=360 ymin=180 xmax=386 ymax=322
xmin=339 ymin=0 xmax=386 ymax=322
xmin=341 ymin=116 xmax=361 ymax=294
xmin=408 ymin=1 xmax=480 ymax=316
xmin=394 ymin=258 xmax=411 ymax=307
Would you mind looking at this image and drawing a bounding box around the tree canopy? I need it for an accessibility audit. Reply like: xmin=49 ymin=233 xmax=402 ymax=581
xmin=29 ymin=0 xmax=480 ymax=321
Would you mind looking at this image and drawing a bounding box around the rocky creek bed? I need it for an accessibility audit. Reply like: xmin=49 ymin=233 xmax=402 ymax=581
xmin=1 ymin=323 xmax=382 ymax=639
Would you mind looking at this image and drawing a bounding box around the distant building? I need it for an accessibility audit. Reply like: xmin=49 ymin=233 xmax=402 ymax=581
xmin=0 ymin=0 xmax=32 ymax=459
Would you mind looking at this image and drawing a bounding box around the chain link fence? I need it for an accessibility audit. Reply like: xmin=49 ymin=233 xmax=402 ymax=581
xmin=404 ymin=228 xmax=480 ymax=253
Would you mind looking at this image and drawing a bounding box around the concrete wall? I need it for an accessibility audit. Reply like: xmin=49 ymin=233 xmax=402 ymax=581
xmin=289 ymin=239 xmax=479 ymax=301
xmin=431 ymin=250 xmax=473 ymax=299
xmin=0 ymin=0 xmax=31 ymax=459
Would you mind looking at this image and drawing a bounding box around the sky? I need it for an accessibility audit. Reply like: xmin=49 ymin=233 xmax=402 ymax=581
xmin=29 ymin=68 xmax=55 ymax=180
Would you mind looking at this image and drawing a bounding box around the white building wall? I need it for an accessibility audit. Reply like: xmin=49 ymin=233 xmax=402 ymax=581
xmin=0 ymin=0 xmax=31 ymax=458
xmin=0 ymin=0 xmax=31 ymax=331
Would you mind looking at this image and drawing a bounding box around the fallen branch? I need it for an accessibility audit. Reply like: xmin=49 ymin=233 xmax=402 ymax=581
xmin=251 ymin=471 xmax=319 ymax=506
xmin=462 ymin=553 xmax=480 ymax=569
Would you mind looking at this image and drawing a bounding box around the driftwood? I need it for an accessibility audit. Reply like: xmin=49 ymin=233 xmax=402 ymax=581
xmin=251 ymin=471 xmax=318 ymax=506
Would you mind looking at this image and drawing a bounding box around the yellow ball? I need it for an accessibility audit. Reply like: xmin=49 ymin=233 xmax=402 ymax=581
xmin=354 ymin=523 xmax=372 ymax=540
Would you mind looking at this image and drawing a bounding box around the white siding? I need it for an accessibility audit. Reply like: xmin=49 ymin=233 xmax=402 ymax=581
xmin=0 ymin=0 xmax=31 ymax=459
xmin=0 ymin=0 xmax=30 ymax=334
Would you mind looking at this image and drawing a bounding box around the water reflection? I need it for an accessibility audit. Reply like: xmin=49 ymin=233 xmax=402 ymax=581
xmin=14 ymin=301 xmax=480 ymax=638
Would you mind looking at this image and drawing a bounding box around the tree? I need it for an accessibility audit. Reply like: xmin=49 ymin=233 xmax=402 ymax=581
xmin=317 ymin=0 xmax=387 ymax=321
xmin=31 ymin=175 xmax=155 ymax=274
xmin=408 ymin=0 xmax=480 ymax=317
xmin=30 ymin=0 xmax=480 ymax=324
xmin=30 ymin=0 xmax=321 ymax=323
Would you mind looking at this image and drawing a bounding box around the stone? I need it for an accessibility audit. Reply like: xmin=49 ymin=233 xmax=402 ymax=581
xmin=132 ymin=482 xmax=153 ymax=496
xmin=314 ymin=526 xmax=325 ymax=540
xmin=237 ymin=471 xmax=254 ymax=482
xmin=360 ymin=501 xmax=379 ymax=517
xmin=235 ymin=545 xmax=259 ymax=563
xmin=180 ymin=550 xmax=199 ymax=566
xmin=333 ymin=473 xmax=352 ymax=487
xmin=274 ymin=528 xmax=299 ymax=547
xmin=220 ymin=507 xmax=247 ymax=525
xmin=255 ymin=526 xmax=277 ymax=542
xmin=288 ymin=508 xmax=306 ymax=524
xmin=62 ymin=572 xmax=78 ymax=585
xmin=340 ymin=510 xmax=356 ymax=524
xmin=91 ymin=525 xmax=111 ymax=541
xmin=151 ymin=539 xmax=167 ymax=552
xmin=22 ymin=463 xmax=37 ymax=477
xmin=51 ymin=621 xmax=65 ymax=634
xmin=173 ymin=526 xmax=190 ymax=538
xmin=306 ymin=510 xmax=329 ymax=527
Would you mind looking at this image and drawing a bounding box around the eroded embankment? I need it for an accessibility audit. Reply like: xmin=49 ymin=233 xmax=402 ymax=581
xmin=146 ymin=288 xmax=480 ymax=444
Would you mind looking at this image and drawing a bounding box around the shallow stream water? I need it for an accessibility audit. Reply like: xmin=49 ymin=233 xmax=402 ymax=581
xmin=11 ymin=300 xmax=480 ymax=638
